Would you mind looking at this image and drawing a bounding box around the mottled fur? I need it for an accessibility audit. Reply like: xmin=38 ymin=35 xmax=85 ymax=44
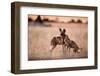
xmin=50 ymin=28 xmax=81 ymax=53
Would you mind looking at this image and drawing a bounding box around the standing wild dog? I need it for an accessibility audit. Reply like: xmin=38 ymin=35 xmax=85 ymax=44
xmin=50 ymin=28 xmax=70 ymax=53
xmin=64 ymin=38 xmax=82 ymax=53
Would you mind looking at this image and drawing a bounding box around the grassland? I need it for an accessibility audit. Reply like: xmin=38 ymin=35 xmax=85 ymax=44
xmin=28 ymin=22 xmax=88 ymax=60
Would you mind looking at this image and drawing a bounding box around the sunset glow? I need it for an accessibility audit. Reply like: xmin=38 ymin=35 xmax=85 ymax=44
xmin=28 ymin=15 xmax=88 ymax=23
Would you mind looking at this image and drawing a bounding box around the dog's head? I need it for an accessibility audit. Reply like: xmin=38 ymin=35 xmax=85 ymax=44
xmin=59 ymin=28 xmax=66 ymax=37
xmin=77 ymin=48 xmax=82 ymax=53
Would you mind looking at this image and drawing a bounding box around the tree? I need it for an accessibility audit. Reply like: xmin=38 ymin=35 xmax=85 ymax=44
xmin=35 ymin=15 xmax=43 ymax=23
xmin=28 ymin=17 xmax=33 ymax=22
xmin=68 ymin=19 xmax=75 ymax=23
xmin=77 ymin=19 xmax=82 ymax=23
xmin=85 ymin=21 xmax=88 ymax=24
xmin=43 ymin=18 xmax=49 ymax=22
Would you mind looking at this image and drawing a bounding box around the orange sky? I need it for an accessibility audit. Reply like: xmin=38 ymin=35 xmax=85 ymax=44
xmin=28 ymin=15 xmax=88 ymax=23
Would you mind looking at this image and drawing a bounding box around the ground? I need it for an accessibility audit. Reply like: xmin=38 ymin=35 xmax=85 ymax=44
xmin=28 ymin=22 xmax=88 ymax=60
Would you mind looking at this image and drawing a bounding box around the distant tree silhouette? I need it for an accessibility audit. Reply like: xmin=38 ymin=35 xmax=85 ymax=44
xmin=68 ymin=19 xmax=75 ymax=23
xmin=35 ymin=15 xmax=43 ymax=23
xmin=71 ymin=19 xmax=75 ymax=23
xmin=85 ymin=21 xmax=88 ymax=24
xmin=43 ymin=18 xmax=49 ymax=22
xmin=77 ymin=19 xmax=82 ymax=23
xmin=28 ymin=17 xmax=33 ymax=22
xmin=49 ymin=20 xmax=55 ymax=22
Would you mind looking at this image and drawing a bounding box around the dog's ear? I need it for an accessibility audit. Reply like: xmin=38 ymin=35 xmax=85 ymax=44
xmin=59 ymin=28 xmax=62 ymax=32
xmin=63 ymin=28 xmax=66 ymax=33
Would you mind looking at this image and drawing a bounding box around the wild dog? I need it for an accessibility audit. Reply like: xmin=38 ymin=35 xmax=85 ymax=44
xmin=64 ymin=38 xmax=82 ymax=53
xmin=50 ymin=28 xmax=70 ymax=53
xmin=50 ymin=28 xmax=82 ymax=54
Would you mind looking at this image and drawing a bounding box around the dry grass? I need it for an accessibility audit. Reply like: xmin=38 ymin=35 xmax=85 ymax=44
xmin=28 ymin=22 xmax=88 ymax=60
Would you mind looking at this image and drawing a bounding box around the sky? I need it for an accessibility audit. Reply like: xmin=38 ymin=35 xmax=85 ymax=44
xmin=28 ymin=15 xmax=88 ymax=23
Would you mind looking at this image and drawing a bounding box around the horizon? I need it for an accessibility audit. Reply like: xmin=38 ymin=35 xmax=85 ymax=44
xmin=28 ymin=15 xmax=88 ymax=23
